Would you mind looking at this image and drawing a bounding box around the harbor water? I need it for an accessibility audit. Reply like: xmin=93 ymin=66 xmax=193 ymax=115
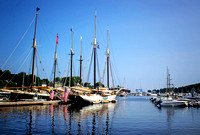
xmin=0 ymin=96 xmax=200 ymax=135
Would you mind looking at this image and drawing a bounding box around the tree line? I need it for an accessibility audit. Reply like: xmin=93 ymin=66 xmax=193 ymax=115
xmin=148 ymin=83 xmax=200 ymax=94
xmin=0 ymin=70 xmax=46 ymax=88
xmin=0 ymin=69 xmax=107 ymax=89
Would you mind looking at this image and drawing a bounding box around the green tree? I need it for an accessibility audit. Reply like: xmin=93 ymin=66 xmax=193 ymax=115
xmin=0 ymin=80 xmax=5 ymax=88
xmin=42 ymin=79 xmax=49 ymax=86
xmin=96 ymin=82 xmax=104 ymax=87
xmin=147 ymin=90 xmax=151 ymax=93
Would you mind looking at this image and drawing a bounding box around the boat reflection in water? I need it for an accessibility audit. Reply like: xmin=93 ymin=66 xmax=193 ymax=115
xmin=0 ymin=103 xmax=117 ymax=134
xmin=157 ymin=105 xmax=190 ymax=135
xmin=66 ymin=103 xmax=118 ymax=135
xmin=1 ymin=96 xmax=200 ymax=134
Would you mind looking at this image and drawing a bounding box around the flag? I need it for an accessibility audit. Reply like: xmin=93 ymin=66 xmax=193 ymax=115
xmin=49 ymin=89 xmax=54 ymax=100
xmin=97 ymin=45 xmax=100 ymax=49
xmin=56 ymin=33 xmax=58 ymax=44
xmin=36 ymin=7 xmax=40 ymax=12
xmin=64 ymin=87 xmax=70 ymax=103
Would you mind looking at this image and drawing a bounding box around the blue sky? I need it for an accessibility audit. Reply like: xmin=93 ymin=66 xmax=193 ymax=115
xmin=0 ymin=0 xmax=200 ymax=92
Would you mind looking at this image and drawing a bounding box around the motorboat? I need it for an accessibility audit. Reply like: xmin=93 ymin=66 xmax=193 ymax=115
xmin=157 ymin=97 xmax=188 ymax=107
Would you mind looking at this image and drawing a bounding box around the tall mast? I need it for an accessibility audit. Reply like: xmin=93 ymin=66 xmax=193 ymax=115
xmin=107 ymin=25 xmax=110 ymax=89
xmin=169 ymin=70 xmax=171 ymax=93
xmin=79 ymin=36 xmax=83 ymax=86
xmin=53 ymin=33 xmax=58 ymax=88
xmin=167 ymin=67 xmax=173 ymax=93
xmin=166 ymin=67 xmax=169 ymax=93
xmin=31 ymin=7 xmax=40 ymax=90
xmin=70 ymin=27 xmax=74 ymax=87
xmin=93 ymin=9 xmax=97 ymax=89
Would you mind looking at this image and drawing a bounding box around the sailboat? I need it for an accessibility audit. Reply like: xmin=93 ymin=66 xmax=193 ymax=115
xmin=118 ymin=76 xmax=129 ymax=97
xmin=156 ymin=67 xmax=188 ymax=107
xmin=47 ymin=33 xmax=67 ymax=101
xmin=0 ymin=8 xmax=51 ymax=100
xmin=69 ymin=10 xmax=121 ymax=104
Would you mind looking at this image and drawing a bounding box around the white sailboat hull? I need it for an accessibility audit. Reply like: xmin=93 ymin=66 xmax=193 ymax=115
xmin=106 ymin=95 xmax=117 ymax=101
xmin=161 ymin=100 xmax=188 ymax=107
xmin=80 ymin=94 xmax=102 ymax=103
xmin=80 ymin=94 xmax=117 ymax=104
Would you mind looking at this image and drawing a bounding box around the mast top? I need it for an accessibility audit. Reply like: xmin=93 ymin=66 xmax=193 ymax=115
xmin=36 ymin=7 xmax=40 ymax=12
xmin=93 ymin=9 xmax=97 ymax=48
xmin=71 ymin=26 xmax=73 ymax=49
xmin=95 ymin=8 xmax=97 ymax=17
xmin=56 ymin=33 xmax=58 ymax=44
xmin=31 ymin=7 xmax=39 ymax=89
xmin=80 ymin=36 xmax=83 ymax=57
xmin=107 ymin=25 xmax=109 ymax=55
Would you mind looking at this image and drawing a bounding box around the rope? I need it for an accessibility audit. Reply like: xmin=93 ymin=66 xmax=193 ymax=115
xmin=101 ymin=57 xmax=107 ymax=84
xmin=82 ymin=46 xmax=93 ymax=85
xmin=1 ymin=16 xmax=36 ymax=70
xmin=96 ymin=52 xmax=101 ymax=83
xmin=5 ymin=48 xmax=32 ymax=87
xmin=87 ymin=49 xmax=93 ymax=83
xmin=49 ymin=61 xmax=54 ymax=85
xmin=73 ymin=60 xmax=80 ymax=86
xmin=110 ymin=62 xmax=115 ymax=88
xmin=56 ymin=60 xmax=63 ymax=83
xmin=110 ymin=52 xmax=122 ymax=87
xmin=72 ymin=59 xmax=76 ymax=77
xmin=67 ymin=55 xmax=71 ymax=87
xmin=27 ymin=54 xmax=32 ymax=87
xmin=22 ymin=65 xmax=26 ymax=90
xmin=63 ymin=58 xmax=70 ymax=86
xmin=111 ymin=56 xmax=121 ymax=87
xmin=0 ymin=46 xmax=32 ymax=78
xmin=38 ymin=18 xmax=53 ymax=50
xmin=77 ymin=59 xmax=80 ymax=84
xmin=35 ymin=51 xmax=38 ymax=86
xmin=28 ymin=52 xmax=33 ymax=75
xmin=36 ymin=49 xmax=48 ymax=79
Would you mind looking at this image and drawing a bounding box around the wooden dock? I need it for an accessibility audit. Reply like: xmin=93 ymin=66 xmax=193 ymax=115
xmin=0 ymin=100 xmax=61 ymax=107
